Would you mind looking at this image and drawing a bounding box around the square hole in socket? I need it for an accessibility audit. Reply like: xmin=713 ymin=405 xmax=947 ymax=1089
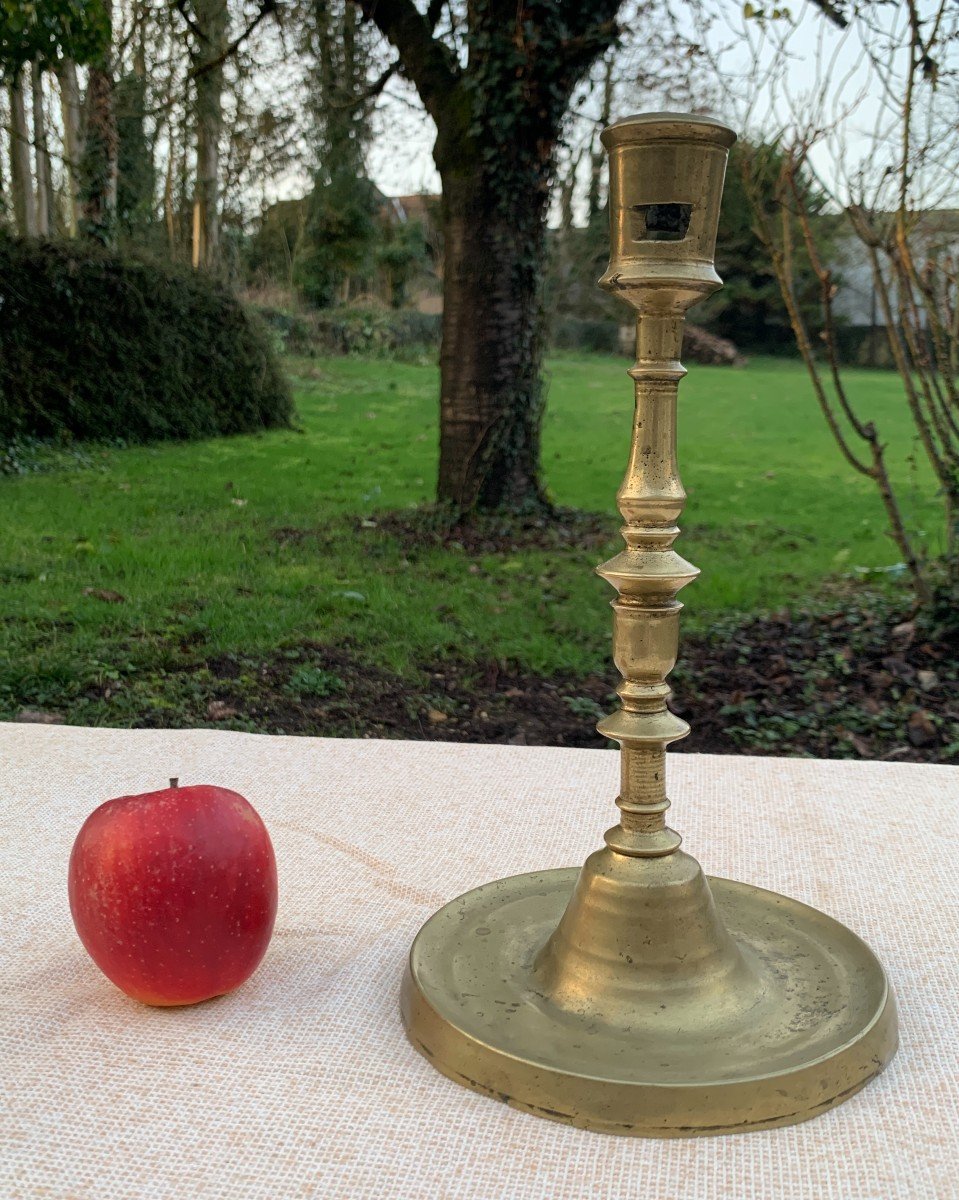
xmin=631 ymin=203 xmax=692 ymax=242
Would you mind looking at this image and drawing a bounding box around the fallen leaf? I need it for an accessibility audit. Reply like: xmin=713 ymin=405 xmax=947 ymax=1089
xmin=848 ymin=733 xmax=872 ymax=757
xmin=917 ymin=669 xmax=939 ymax=692
xmin=907 ymin=709 xmax=937 ymax=747
xmin=891 ymin=621 xmax=916 ymax=648
xmin=360 ymin=519 xmax=377 ymax=528
xmin=231 ymin=498 xmax=248 ymax=507
xmin=82 ymin=587 xmax=126 ymax=603
xmin=427 ymin=708 xmax=448 ymax=724
xmin=206 ymin=701 xmax=238 ymax=721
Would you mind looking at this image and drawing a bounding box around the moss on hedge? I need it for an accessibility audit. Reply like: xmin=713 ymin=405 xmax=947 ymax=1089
xmin=0 ymin=239 xmax=294 ymax=444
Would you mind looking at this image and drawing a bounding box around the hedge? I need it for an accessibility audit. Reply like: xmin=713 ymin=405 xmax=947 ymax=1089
xmin=0 ymin=238 xmax=294 ymax=445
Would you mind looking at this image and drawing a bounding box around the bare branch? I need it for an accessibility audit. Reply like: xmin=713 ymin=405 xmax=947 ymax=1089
xmin=188 ymin=0 xmax=280 ymax=79
xmin=326 ymin=58 xmax=399 ymax=111
xmin=350 ymin=0 xmax=459 ymax=111
xmin=850 ymin=208 xmax=952 ymax=494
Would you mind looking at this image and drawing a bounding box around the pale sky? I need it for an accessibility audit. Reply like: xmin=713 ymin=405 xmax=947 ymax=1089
xmin=363 ymin=1 xmax=865 ymax=200
xmin=361 ymin=1 xmax=947 ymax=215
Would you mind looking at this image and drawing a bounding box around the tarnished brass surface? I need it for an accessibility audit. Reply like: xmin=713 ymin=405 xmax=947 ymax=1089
xmin=402 ymin=113 xmax=898 ymax=1136
xmin=402 ymin=869 xmax=897 ymax=1136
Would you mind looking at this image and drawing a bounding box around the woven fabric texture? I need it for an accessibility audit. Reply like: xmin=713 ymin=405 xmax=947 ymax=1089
xmin=1 ymin=723 xmax=957 ymax=1199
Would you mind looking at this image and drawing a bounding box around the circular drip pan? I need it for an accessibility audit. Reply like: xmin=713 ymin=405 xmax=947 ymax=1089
xmin=402 ymin=868 xmax=897 ymax=1137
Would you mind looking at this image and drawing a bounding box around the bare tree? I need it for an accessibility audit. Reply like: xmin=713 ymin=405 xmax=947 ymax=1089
xmin=7 ymin=69 xmax=36 ymax=237
xmin=711 ymin=0 xmax=959 ymax=602
xmin=175 ymin=0 xmax=283 ymax=270
xmin=0 ymin=90 xmax=8 ymax=228
xmin=57 ymin=59 xmax=84 ymax=235
xmin=31 ymin=60 xmax=55 ymax=235
xmin=180 ymin=0 xmax=229 ymax=268
xmin=741 ymin=141 xmax=930 ymax=598
xmin=80 ymin=0 xmax=119 ymax=241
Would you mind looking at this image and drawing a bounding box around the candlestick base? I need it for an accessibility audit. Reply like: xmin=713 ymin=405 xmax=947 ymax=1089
xmin=401 ymin=855 xmax=896 ymax=1137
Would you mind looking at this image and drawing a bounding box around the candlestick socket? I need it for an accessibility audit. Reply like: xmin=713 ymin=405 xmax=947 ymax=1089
xmin=600 ymin=112 xmax=736 ymax=308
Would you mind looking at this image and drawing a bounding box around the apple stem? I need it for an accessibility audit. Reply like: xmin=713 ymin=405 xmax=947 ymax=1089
xmin=170 ymin=777 xmax=179 ymax=789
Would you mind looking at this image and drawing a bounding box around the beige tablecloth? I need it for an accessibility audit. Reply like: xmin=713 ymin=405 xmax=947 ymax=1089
xmin=1 ymin=723 xmax=957 ymax=1199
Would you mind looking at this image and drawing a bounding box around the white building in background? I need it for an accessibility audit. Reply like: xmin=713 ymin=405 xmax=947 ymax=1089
xmin=830 ymin=210 xmax=959 ymax=364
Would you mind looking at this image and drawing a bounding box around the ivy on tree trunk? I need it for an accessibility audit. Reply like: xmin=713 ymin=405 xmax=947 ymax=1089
xmin=438 ymin=166 xmax=549 ymax=511
xmin=79 ymin=58 xmax=118 ymax=242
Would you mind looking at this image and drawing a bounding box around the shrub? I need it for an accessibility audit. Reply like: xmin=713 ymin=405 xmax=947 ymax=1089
xmin=256 ymin=303 xmax=441 ymax=359
xmin=0 ymin=238 xmax=294 ymax=445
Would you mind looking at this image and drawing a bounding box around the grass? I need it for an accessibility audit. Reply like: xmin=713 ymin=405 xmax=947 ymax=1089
xmin=0 ymin=353 xmax=939 ymax=727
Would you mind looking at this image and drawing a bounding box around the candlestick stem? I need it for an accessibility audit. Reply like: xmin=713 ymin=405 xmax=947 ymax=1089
xmin=598 ymin=311 xmax=695 ymax=858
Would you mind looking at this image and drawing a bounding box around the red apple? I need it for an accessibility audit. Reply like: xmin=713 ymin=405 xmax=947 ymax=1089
xmin=69 ymin=782 xmax=277 ymax=1006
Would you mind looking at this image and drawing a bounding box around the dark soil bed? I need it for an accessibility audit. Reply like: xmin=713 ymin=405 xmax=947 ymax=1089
xmin=132 ymin=600 xmax=957 ymax=763
xmin=371 ymin=506 xmax=617 ymax=555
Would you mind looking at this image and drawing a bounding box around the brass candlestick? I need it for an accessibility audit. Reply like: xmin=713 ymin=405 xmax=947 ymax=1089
xmin=402 ymin=113 xmax=897 ymax=1136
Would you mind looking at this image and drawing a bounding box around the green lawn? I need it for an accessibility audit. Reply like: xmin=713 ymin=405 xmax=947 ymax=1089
xmin=0 ymin=354 xmax=938 ymax=725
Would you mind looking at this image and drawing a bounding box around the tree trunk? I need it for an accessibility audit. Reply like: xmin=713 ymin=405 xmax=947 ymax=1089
xmin=0 ymin=91 xmax=6 ymax=229
xmin=80 ymin=65 xmax=118 ymax=241
xmin=192 ymin=72 xmax=224 ymax=268
xmin=437 ymin=163 xmax=550 ymax=512
xmin=31 ymin=61 xmax=54 ymax=235
xmin=191 ymin=0 xmax=228 ymax=271
xmin=164 ymin=152 xmax=176 ymax=254
xmin=8 ymin=70 xmax=37 ymax=237
xmin=57 ymin=59 xmax=84 ymax=237
xmin=346 ymin=0 xmax=619 ymax=516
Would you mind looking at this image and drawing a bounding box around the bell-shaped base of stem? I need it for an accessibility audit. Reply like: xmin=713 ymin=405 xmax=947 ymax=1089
xmin=401 ymin=853 xmax=897 ymax=1137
